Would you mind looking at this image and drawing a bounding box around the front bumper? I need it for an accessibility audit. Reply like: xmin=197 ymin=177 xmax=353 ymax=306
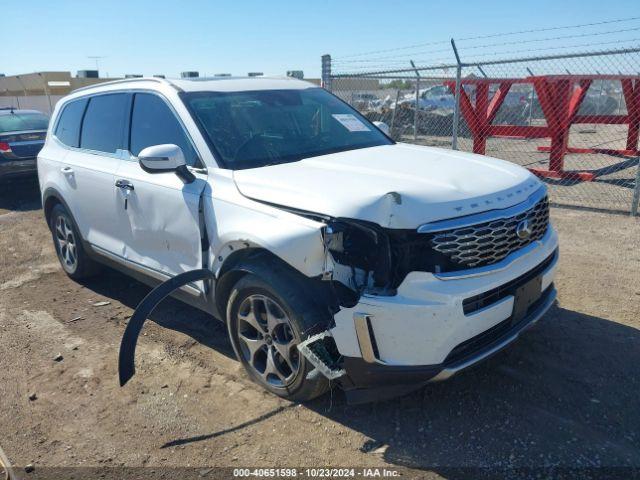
xmin=331 ymin=226 xmax=559 ymax=402
xmin=340 ymin=285 xmax=556 ymax=403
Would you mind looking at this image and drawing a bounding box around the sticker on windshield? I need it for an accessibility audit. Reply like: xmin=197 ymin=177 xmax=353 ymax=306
xmin=332 ymin=114 xmax=370 ymax=132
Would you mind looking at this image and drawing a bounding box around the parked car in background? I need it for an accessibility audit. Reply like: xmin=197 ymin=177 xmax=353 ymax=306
xmin=0 ymin=108 xmax=49 ymax=181
xmin=578 ymin=89 xmax=619 ymax=115
xmin=39 ymin=77 xmax=558 ymax=404
xmin=392 ymin=84 xmax=533 ymax=127
xmin=350 ymin=92 xmax=382 ymax=111
xmin=398 ymin=85 xmax=456 ymax=110
xmin=398 ymin=85 xmax=531 ymax=112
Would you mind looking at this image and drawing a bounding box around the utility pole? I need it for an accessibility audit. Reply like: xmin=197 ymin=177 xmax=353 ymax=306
xmin=450 ymin=39 xmax=462 ymax=150
xmin=87 ymin=56 xmax=106 ymax=75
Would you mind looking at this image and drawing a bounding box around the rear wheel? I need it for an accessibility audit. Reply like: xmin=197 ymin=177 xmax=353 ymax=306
xmin=49 ymin=204 xmax=100 ymax=279
xmin=227 ymin=273 xmax=330 ymax=402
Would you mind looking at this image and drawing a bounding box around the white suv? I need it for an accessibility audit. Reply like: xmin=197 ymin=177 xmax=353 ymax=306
xmin=38 ymin=77 xmax=558 ymax=403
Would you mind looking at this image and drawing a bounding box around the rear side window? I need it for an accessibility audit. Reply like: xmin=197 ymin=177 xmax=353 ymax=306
xmin=80 ymin=94 xmax=128 ymax=153
xmin=129 ymin=93 xmax=199 ymax=167
xmin=54 ymin=100 xmax=87 ymax=147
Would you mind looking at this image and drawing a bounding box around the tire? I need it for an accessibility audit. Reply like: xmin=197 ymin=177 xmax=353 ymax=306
xmin=227 ymin=272 xmax=330 ymax=402
xmin=49 ymin=203 xmax=100 ymax=279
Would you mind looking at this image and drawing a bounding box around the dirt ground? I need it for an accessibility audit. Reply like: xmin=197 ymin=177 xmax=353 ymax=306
xmin=1 ymin=178 xmax=639 ymax=479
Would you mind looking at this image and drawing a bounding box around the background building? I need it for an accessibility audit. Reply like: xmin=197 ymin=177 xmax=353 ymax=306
xmin=0 ymin=71 xmax=120 ymax=113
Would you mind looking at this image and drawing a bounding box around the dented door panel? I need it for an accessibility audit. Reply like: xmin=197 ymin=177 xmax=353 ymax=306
xmin=113 ymin=159 xmax=207 ymax=280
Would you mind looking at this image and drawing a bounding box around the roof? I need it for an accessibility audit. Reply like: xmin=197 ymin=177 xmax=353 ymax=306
xmin=170 ymin=76 xmax=315 ymax=92
xmin=71 ymin=76 xmax=316 ymax=95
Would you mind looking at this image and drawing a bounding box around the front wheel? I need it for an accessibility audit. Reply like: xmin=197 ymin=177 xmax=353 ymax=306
xmin=227 ymin=273 xmax=330 ymax=402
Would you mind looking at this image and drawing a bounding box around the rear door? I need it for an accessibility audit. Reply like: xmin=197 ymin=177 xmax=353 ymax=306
xmin=113 ymin=92 xmax=206 ymax=279
xmin=60 ymin=93 xmax=128 ymax=254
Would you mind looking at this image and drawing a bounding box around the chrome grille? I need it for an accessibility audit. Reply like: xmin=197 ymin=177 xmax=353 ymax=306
xmin=430 ymin=195 xmax=549 ymax=268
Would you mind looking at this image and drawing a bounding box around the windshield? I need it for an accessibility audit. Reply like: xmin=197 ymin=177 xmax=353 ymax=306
xmin=0 ymin=112 xmax=49 ymax=133
xmin=182 ymin=88 xmax=393 ymax=170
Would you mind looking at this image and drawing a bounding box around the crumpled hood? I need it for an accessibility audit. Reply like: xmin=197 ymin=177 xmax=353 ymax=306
xmin=233 ymin=143 xmax=542 ymax=229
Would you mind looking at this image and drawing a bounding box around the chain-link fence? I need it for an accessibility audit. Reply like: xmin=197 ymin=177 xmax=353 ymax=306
xmin=324 ymin=46 xmax=640 ymax=215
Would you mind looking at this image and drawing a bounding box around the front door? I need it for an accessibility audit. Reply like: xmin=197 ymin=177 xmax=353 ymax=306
xmin=113 ymin=92 xmax=207 ymax=280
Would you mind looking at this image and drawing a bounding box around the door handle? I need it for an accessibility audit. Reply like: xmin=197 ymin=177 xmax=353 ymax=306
xmin=61 ymin=167 xmax=74 ymax=174
xmin=115 ymin=179 xmax=135 ymax=191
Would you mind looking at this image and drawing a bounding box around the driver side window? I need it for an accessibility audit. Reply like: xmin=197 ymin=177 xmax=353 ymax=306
xmin=129 ymin=93 xmax=200 ymax=167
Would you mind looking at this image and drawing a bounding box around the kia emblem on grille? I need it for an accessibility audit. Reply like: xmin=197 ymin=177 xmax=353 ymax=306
xmin=516 ymin=219 xmax=532 ymax=239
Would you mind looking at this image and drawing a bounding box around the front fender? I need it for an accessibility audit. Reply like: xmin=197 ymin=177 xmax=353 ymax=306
xmin=204 ymin=193 xmax=327 ymax=279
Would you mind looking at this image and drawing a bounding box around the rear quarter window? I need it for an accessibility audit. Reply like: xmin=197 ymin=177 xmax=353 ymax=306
xmin=54 ymin=99 xmax=88 ymax=147
xmin=80 ymin=94 xmax=128 ymax=153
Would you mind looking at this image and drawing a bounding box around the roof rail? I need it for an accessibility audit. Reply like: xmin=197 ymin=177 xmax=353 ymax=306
xmin=71 ymin=76 xmax=182 ymax=94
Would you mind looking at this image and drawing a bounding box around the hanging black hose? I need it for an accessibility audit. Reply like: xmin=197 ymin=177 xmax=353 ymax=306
xmin=118 ymin=268 xmax=215 ymax=386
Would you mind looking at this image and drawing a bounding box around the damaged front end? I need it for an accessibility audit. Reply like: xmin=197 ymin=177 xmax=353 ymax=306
xmin=116 ymin=202 xmax=454 ymax=403
xmin=281 ymin=212 xmax=459 ymax=401
xmin=320 ymin=216 xmax=456 ymax=297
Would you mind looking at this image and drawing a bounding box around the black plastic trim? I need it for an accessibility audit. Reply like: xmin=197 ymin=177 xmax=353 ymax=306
xmin=119 ymin=268 xmax=215 ymax=386
xmin=462 ymin=249 xmax=557 ymax=315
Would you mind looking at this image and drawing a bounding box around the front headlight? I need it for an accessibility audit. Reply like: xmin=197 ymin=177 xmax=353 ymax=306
xmin=323 ymin=219 xmax=392 ymax=288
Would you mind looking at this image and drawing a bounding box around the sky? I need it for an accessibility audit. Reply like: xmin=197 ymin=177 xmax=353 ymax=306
xmin=2 ymin=0 xmax=639 ymax=79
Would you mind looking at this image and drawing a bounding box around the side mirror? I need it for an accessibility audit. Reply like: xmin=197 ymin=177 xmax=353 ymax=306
xmin=373 ymin=121 xmax=390 ymax=136
xmin=138 ymin=144 xmax=194 ymax=183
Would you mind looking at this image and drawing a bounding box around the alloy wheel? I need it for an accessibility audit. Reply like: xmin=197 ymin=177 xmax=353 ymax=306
xmin=236 ymin=294 xmax=300 ymax=388
xmin=55 ymin=216 xmax=77 ymax=270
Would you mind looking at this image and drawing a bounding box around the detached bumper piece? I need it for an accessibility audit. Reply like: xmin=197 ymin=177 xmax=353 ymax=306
xmin=297 ymin=332 xmax=346 ymax=381
xmin=339 ymin=284 xmax=557 ymax=404
xmin=118 ymin=268 xmax=214 ymax=386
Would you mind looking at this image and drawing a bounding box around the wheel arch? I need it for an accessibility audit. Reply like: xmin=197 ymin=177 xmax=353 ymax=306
xmin=42 ymin=188 xmax=92 ymax=256
xmin=214 ymin=247 xmax=337 ymax=325
xmin=42 ymin=187 xmax=71 ymax=228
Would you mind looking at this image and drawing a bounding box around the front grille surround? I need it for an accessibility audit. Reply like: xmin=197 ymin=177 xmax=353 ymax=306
xmin=429 ymin=194 xmax=549 ymax=269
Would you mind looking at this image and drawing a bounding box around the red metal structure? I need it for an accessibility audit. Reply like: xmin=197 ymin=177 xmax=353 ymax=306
xmin=445 ymin=75 xmax=640 ymax=182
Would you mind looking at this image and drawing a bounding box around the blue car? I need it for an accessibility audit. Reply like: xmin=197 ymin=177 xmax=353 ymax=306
xmin=0 ymin=108 xmax=49 ymax=181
